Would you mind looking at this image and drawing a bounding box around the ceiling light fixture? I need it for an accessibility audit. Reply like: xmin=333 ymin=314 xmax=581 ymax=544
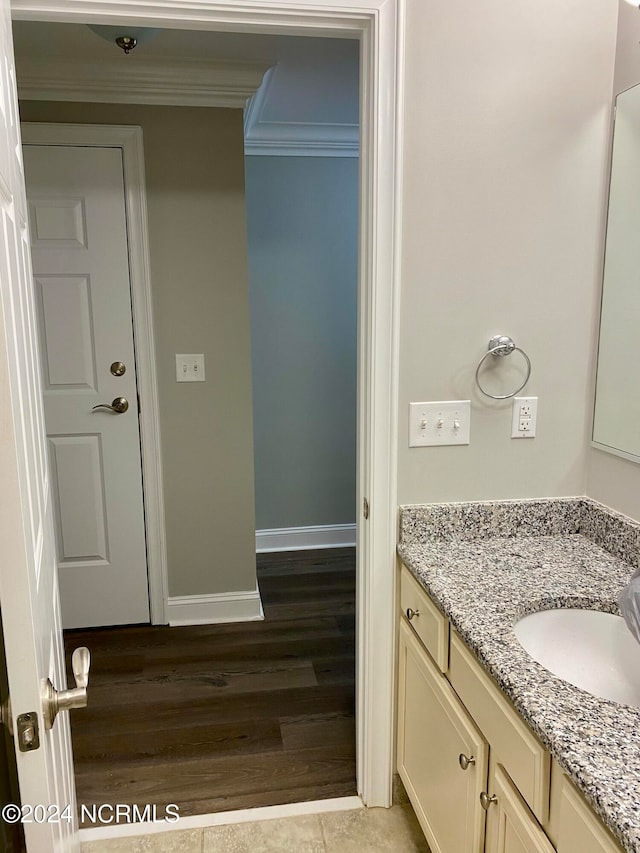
xmin=115 ymin=36 xmax=137 ymax=55
xmin=87 ymin=25 xmax=161 ymax=54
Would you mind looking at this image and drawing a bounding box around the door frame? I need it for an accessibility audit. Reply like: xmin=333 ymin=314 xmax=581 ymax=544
xmin=22 ymin=121 xmax=169 ymax=625
xmin=11 ymin=0 xmax=404 ymax=808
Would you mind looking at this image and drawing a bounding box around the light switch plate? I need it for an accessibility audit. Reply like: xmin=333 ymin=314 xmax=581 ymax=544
xmin=176 ymin=354 xmax=205 ymax=382
xmin=409 ymin=401 xmax=471 ymax=447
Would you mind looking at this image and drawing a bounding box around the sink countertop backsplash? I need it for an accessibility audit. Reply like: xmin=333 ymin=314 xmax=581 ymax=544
xmin=397 ymin=497 xmax=640 ymax=853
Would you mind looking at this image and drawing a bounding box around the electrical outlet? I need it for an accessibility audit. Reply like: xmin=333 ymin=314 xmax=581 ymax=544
xmin=520 ymin=402 xmax=533 ymax=419
xmin=512 ymin=396 xmax=537 ymax=439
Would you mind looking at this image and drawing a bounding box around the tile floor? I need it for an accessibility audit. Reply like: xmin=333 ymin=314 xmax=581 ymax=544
xmin=81 ymin=805 xmax=430 ymax=852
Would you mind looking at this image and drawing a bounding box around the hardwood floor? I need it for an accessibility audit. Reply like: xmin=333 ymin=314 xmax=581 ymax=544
xmin=64 ymin=548 xmax=356 ymax=825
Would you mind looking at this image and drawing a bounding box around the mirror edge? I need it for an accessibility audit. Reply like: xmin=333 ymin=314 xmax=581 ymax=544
xmin=591 ymin=439 xmax=640 ymax=465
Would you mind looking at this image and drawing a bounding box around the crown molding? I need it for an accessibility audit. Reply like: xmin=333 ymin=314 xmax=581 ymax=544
xmin=17 ymin=56 xmax=272 ymax=108
xmin=17 ymin=52 xmax=359 ymax=155
xmin=244 ymin=121 xmax=359 ymax=157
xmin=244 ymin=66 xmax=358 ymax=157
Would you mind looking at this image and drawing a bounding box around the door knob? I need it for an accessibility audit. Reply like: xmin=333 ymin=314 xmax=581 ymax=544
xmin=42 ymin=647 xmax=91 ymax=729
xmin=480 ymin=791 xmax=498 ymax=810
xmin=92 ymin=397 xmax=129 ymax=414
xmin=459 ymin=753 xmax=476 ymax=770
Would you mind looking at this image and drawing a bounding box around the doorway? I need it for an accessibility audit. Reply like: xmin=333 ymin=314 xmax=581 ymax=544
xmin=66 ymin=548 xmax=357 ymax=819
xmin=17 ymin=25 xmax=361 ymax=816
xmin=1 ymin=5 xmax=400 ymax=847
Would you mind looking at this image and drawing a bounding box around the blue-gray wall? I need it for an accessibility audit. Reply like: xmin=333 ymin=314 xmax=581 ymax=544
xmin=245 ymin=156 xmax=358 ymax=531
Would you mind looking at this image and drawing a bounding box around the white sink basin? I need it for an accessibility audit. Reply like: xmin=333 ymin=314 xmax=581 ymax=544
xmin=513 ymin=608 xmax=640 ymax=707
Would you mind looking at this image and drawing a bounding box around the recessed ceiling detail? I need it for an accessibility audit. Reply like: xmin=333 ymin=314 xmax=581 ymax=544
xmin=244 ymin=68 xmax=358 ymax=158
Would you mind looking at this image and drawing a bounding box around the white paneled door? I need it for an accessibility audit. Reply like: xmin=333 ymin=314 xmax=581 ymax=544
xmin=24 ymin=143 xmax=150 ymax=628
xmin=0 ymin=1 xmax=78 ymax=849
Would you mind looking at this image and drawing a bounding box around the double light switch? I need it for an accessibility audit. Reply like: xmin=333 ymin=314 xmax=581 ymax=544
xmin=176 ymin=354 xmax=205 ymax=382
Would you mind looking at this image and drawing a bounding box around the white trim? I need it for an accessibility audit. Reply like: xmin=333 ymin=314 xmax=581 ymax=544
xmin=18 ymin=56 xmax=272 ymax=108
xmin=245 ymin=123 xmax=359 ymax=157
xmin=244 ymin=68 xmax=358 ymax=157
xmin=79 ymin=797 xmax=364 ymax=841
xmin=355 ymin=0 xmax=403 ymax=810
xmin=11 ymin=0 xmax=403 ymax=812
xmin=20 ymin=122 xmax=170 ymax=626
xmin=167 ymin=587 xmax=263 ymax=626
xmin=591 ymin=439 xmax=640 ymax=465
xmin=256 ymin=523 xmax=356 ymax=552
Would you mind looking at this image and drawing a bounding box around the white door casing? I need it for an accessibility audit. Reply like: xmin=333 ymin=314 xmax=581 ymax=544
xmin=0 ymin=0 xmax=78 ymax=849
xmin=24 ymin=141 xmax=150 ymax=629
xmin=9 ymin=0 xmax=403 ymax=812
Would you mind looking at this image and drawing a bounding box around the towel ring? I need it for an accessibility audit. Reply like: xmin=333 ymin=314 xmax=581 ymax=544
xmin=475 ymin=335 xmax=531 ymax=400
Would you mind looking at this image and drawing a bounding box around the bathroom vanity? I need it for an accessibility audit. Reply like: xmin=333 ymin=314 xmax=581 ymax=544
xmin=396 ymin=498 xmax=640 ymax=853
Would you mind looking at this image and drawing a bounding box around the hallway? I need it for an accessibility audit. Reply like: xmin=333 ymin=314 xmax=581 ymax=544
xmin=65 ymin=548 xmax=356 ymax=824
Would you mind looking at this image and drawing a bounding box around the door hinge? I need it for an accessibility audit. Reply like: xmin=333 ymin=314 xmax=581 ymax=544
xmin=363 ymin=498 xmax=370 ymax=520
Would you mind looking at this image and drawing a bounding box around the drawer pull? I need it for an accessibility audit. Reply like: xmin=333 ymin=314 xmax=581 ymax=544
xmin=458 ymin=753 xmax=475 ymax=770
xmin=480 ymin=791 xmax=498 ymax=810
xmin=406 ymin=608 xmax=420 ymax=621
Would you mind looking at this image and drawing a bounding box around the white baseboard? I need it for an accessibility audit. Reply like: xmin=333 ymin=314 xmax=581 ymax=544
xmin=167 ymin=587 xmax=263 ymax=626
xmin=256 ymin=523 xmax=356 ymax=553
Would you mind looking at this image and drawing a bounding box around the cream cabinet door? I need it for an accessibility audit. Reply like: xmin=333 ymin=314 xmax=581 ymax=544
xmin=485 ymin=763 xmax=555 ymax=853
xmin=556 ymin=777 xmax=624 ymax=853
xmin=397 ymin=619 xmax=488 ymax=853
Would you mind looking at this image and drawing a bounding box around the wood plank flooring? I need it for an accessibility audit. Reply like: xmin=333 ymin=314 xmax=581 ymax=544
xmin=63 ymin=548 xmax=356 ymax=825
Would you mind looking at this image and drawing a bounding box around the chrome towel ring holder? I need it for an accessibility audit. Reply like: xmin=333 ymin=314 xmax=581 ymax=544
xmin=475 ymin=335 xmax=532 ymax=400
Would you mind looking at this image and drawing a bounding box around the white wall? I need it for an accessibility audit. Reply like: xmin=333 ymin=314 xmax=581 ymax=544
xmin=398 ymin=0 xmax=617 ymax=505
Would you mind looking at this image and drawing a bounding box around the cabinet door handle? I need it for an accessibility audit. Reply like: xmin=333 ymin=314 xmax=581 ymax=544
xmin=406 ymin=608 xmax=420 ymax=621
xmin=458 ymin=753 xmax=475 ymax=770
xmin=480 ymin=791 xmax=498 ymax=810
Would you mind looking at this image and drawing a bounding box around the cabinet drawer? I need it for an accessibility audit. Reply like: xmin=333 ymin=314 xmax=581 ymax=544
xmin=400 ymin=565 xmax=449 ymax=672
xmin=449 ymin=630 xmax=550 ymax=824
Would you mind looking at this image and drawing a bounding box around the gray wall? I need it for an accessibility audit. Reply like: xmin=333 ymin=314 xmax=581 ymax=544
xmin=20 ymin=102 xmax=257 ymax=598
xmin=244 ymin=156 xmax=358 ymax=531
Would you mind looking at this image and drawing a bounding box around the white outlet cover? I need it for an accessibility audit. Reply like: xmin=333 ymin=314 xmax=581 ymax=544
xmin=511 ymin=396 xmax=537 ymax=438
xmin=409 ymin=401 xmax=471 ymax=447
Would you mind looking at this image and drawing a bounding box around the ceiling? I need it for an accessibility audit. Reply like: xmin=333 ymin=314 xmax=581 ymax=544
xmin=12 ymin=22 xmax=360 ymax=155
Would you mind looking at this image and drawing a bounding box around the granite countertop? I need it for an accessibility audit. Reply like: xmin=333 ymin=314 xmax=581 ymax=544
xmin=397 ymin=497 xmax=640 ymax=853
